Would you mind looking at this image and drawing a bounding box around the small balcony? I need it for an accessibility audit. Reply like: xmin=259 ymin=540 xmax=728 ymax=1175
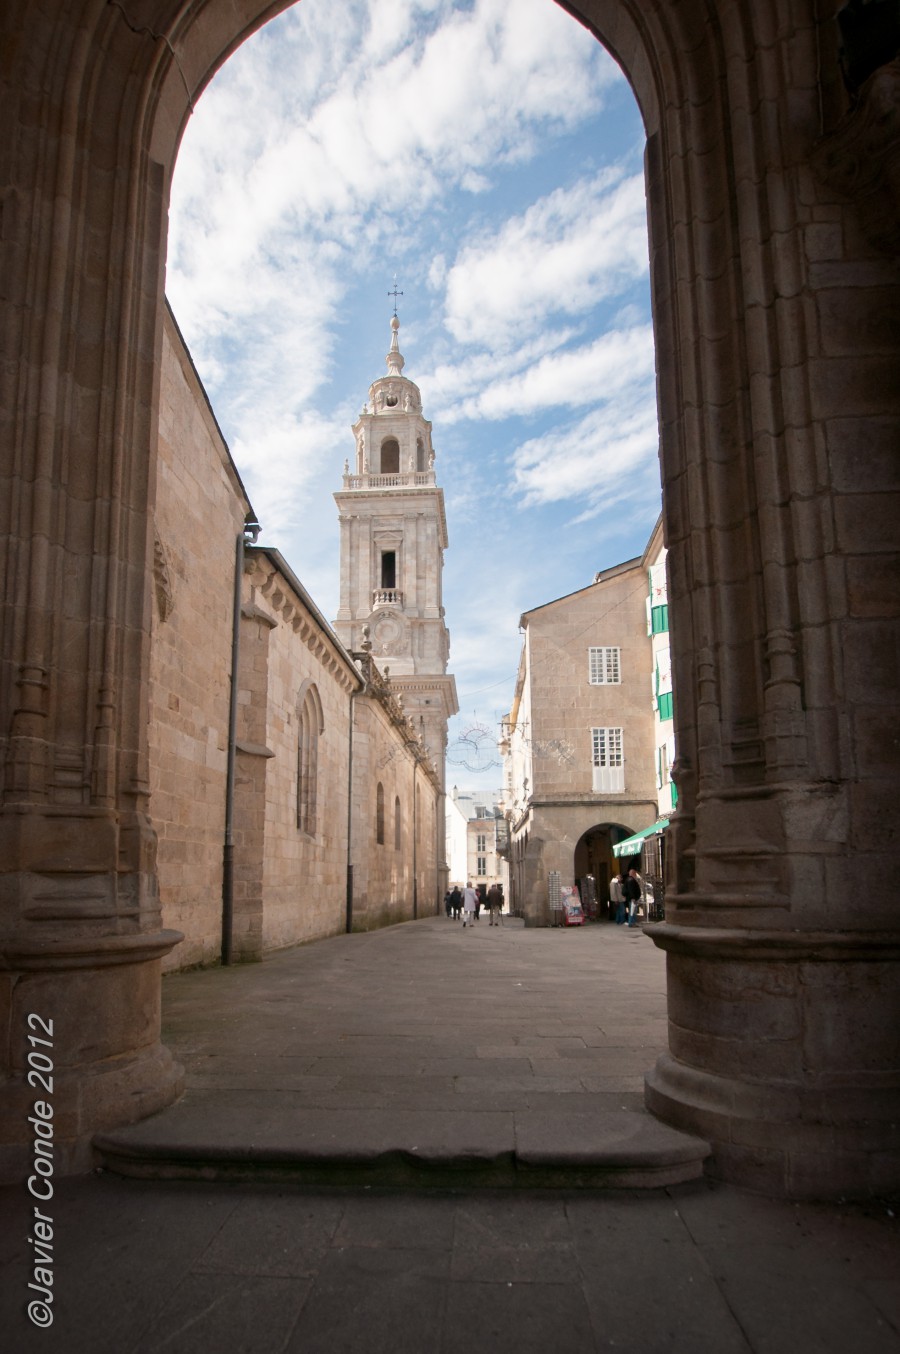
xmin=342 ymin=471 xmax=435 ymax=490
xmin=372 ymin=589 xmax=403 ymax=609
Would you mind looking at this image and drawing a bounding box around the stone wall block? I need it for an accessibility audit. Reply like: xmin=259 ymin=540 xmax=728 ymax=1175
xmin=804 ymin=221 xmax=843 ymax=263
xmin=788 ymin=1144 xmax=874 ymax=1198
xmin=849 ymin=781 xmax=898 ymax=855
xmin=852 ymin=707 xmax=900 ymax=780
xmin=846 ymin=555 xmax=900 ymax=619
xmin=834 ymin=490 xmax=900 ymax=557
xmin=842 ymin=619 xmax=900 ymax=705
xmin=800 ymin=961 xmax=900 ymax=1079
xmin=811 ymin=357 xmax=900 ymax=420
xmin=826 ymin=417 xmax=900 ymax=495
xmin=817 ymin=285 xmax=900 ymax=357
xmin=666 ymin=956 xmax=801 ymax=1042
xmin=707 ymin=1142 xmax=792 ymax=1196
xmin=780 ymin=783 xmax=847 ymax=852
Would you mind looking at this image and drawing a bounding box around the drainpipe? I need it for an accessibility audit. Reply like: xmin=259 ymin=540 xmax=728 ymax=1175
xmin=412 ymin=765 xmax=418 ymax=920
xmin=222 ymin=514 xmax=260 ymax=965
xmin=347 ymin=629 xmax=371 ymax=933
xmin=346 ymin=687 xmax=355 ymax=934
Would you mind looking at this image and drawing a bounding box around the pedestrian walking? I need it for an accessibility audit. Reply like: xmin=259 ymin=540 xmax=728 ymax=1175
xmin=625 ymin=868 xmax=643 ymax=926
xmin=449 ymin=885 xmax=462 ymax=919
xmin=462 ymin=882 xmax=478 ymax=929
xmin=487 ymin=882 xmax=503 ymax=925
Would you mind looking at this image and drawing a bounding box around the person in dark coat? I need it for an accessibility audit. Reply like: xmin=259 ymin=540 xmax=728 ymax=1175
xmin=625 ymin=868 xmax=643 ymax=926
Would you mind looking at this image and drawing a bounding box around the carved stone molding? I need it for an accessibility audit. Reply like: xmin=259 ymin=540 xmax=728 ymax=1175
xmin=813 ymin=58 xmax=900 ymax=254
xmin=152 ymin=528 xmax=175 ymax=622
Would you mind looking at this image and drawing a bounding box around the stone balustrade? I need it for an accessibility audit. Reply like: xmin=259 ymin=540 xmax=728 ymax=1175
xmin=342 ymin=472 xmax=435 ymax=490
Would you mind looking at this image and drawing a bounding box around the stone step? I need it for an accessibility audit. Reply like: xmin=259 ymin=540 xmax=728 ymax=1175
xmin=94 ymin=1097 xmax=711 ymax=1190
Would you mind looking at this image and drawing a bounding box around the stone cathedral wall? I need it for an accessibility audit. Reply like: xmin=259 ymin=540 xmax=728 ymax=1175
xmin=150 ymin=307 xmax=438 ymax=969
xmin=151 ymin=309 xmax=250 ymax=971
xmin=239 ymin=553 xmax=357 ymax=954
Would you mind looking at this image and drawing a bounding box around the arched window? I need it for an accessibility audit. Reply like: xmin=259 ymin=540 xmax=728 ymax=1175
xmin=296 ymin=684 xmax=323 ymax=835
xmin=394 ymin=795 xmax=401 ymax=851
xmin=380 ymin=438 xmax=400 ymax=474
xmin=376 ymin=782 xmax=385 ymax=845
xmin=416 ymin=439 xmax=426 ymax=472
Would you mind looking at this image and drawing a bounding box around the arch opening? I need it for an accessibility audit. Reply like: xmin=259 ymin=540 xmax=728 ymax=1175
xmin=5 ymin=0 xmax=899 ymax=1200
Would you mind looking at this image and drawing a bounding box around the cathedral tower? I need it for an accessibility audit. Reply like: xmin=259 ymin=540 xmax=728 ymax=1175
xmin=334 ymin=314 xmax=458 ymax=785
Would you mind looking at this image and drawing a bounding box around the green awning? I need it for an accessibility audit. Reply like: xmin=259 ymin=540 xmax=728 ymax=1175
xmin=613 ymin=818 xmax=670 ymax=857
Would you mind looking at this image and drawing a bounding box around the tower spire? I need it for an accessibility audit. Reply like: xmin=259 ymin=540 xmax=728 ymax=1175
xmin=386 ymin=314 xmax=405 ymax=377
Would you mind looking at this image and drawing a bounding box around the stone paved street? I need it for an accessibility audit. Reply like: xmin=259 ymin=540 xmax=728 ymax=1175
xmin=2 ymin=917 xmax=899 ymax=1352
xmin=96 ymin=913 xmax=704 ymax=1188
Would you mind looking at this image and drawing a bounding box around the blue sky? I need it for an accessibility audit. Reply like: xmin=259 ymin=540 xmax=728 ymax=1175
xmin=166 ymin=0 xmax=661 ymax=788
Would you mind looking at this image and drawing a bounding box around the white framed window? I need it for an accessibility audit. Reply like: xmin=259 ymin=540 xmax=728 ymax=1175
xmin=476 ymin=833 xmax=487 ymax=852
xmin=588 ymin=646 xmax=621 ymax=685
xmin=591 ymin=727 xmax=624 ymax=793
xmin=477 ymin=856 xmax=487 ymax=876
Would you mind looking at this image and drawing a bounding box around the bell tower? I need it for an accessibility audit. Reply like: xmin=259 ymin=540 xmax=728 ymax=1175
xmin=334 ymin=313 xmax=458 ymax=785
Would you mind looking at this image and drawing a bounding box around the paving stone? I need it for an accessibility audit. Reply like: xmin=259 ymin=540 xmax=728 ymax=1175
xmin=567 ymin=1194 xmax=754 ymax=1354
xmin=451 ymin=1196 xmax=575 ymax=1283
xmin=698 ymin=1236 xmax=900 ymax=1354
xmin=192 ymin=1192 xmax=343 ymax=1276
xmin=442 ymin=1280 xmax=597 ymax=1354
xmin=132 ymin=1273 xmax=310 ymax=1354
xmin=283 ymin=1249 xmax=447 ymax=1354
xmin=332 ymin=1195 xmax=456 ymax=1251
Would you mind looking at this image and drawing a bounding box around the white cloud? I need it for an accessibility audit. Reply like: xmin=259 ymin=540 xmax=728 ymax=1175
xmin=420 ymin=324 xmax=580 ymax=420
xmin=231 ymin=410 xmax=347 ymax=536
xmin=168 ymin=0 xmax=618 ymax=317
xmin=511 ymin=395 xmax=660 ymax=520
xmin=469 ymin=324 xmax=654 ymax=421
xmin=443 ymin=170 xmax=650 ymax=350
xmin=162 ymin=0 xmax=655 ymax=701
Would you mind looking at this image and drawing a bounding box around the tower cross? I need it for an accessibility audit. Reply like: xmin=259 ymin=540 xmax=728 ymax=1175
xmin=388 ymin=279 xmax=403 ymax=317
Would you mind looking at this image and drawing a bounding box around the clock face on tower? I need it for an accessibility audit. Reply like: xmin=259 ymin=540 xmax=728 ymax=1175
xmin=373 ymin=611 xmax=406 ymax=655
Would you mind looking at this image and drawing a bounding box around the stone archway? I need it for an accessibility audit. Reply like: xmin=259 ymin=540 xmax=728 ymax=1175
xmin=2 ymin=1 xmax=898 ymax=1197
xmin=574 ymin=821 xmax=633 ymax=920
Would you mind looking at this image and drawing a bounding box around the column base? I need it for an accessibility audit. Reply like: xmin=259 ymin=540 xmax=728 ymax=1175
xmin=0 ymin=929 xmax=184 ymax=1184
xmin=645 ymin=923 xmax=900 ymax=1199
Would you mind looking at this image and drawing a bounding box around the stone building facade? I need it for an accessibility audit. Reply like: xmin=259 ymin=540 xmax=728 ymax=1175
xmin=502 ymin=555 xmax=659 ymax=924
xmin=3 ymin=0 xmax=898 ymax=1199
xmin=151 ymin=310 xmax=251 ymax=969
xmin=150 ymin=305 xmax=443 ymax=973
xmin=609 ymin=517 xmax=677 ymax=901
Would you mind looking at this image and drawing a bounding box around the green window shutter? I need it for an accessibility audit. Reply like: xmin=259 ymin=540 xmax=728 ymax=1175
xmin=658 ymin=691 xmax=673 ymax=721
xmin=651 ymin=604 xmax=669 ymax=635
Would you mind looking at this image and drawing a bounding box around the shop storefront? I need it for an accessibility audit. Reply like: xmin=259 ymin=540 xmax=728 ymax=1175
xmin=613 ymin=818 xmax=669 ymax=922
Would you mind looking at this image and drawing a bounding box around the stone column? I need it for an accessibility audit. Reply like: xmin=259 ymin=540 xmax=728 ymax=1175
xmin=0 ymin=2 xmax=195 ymax=1180
xmin=613 ymin=2 xmax=900 ymax=1197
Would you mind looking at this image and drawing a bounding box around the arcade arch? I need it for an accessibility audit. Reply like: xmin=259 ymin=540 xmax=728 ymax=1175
xmin=2 ymin=1 xmax=898 ymax=1198
xmin=573 ymin=821 xmax=634 ymax=920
